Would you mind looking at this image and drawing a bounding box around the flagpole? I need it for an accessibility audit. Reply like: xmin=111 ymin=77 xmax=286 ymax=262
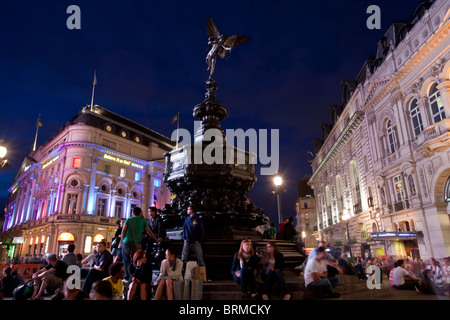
xmin=90 ymin=70 xmax=97 ymax=111
xmin=33 ymin=114 xmax=41 ymax=152
xmin=176 ymin=112 xmax=180 ymax=149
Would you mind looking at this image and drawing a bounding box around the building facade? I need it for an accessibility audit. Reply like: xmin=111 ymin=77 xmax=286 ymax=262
xmin=309 ymin=0 xmax=450 ymax=260
xmin=295 ymin=179 xmax=317 ymax=248
xmin=0 ymin=105 xmax=174 ymax=261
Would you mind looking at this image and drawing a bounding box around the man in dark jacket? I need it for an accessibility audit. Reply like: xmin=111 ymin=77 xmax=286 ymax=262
xmin=283 ymin=217 xmax=298 ymax=241
xmin=81 ymin=241 xmax=113 ymax=294
xmin=181 ymin=205 xmax=205 ymax=267
xmin=143 ymin=207 xmax=167 ymax=260
xmin=1 ymin=266 xmax=16 ymax=297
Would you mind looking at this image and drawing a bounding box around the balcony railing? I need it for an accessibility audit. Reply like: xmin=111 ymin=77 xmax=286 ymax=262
xmin=394 ymin=199 xmax=410 ymax=212
xmin=353 ymin=203 xmax=362 ymax=214
xmin=6 ymin=213 xmax=117 ymax=232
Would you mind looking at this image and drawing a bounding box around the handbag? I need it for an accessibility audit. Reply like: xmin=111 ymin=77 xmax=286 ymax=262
xmin=111 ymin=237 xmax=119 ymax=249
xmin=173 ymin=280 xmax=184 ymax=300
xmin=190 ymin=280 xmax=203 ymax=300
xmin=193 ymin=266 xmax=207 ymax=282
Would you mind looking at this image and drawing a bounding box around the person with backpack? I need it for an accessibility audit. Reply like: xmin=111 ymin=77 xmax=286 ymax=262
xmin=121 ymin=207 xmax=159 ymax=282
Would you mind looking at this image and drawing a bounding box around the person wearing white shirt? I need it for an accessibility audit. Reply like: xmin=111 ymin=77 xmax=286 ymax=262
xmin=392 ymin=259 xmax=422 ymax=291
xmin=304 ymin=246 xmax=340 ymax=298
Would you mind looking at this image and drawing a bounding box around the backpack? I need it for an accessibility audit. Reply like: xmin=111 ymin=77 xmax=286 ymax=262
xmin=13 ymin=280 xmax=34 ymax=300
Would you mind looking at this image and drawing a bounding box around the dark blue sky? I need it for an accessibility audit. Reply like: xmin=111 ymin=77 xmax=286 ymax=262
xmin=0 ymin=0 xmax=425 ymax=223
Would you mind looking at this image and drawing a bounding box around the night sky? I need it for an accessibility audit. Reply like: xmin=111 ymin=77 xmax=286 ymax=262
xmin=0 ymin=0 xmax=425 ymax=224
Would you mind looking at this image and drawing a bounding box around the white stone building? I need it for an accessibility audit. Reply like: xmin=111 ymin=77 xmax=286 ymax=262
xmin=0 ymin=105 xmax=174 ymax=261
xmin=309 ymin=0 xmax=450 ymax=260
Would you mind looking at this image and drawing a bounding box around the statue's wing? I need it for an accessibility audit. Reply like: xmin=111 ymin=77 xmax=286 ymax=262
xmin=206 ymin=17 xmax=221 ymax=38
xmin=219 ymin=35 xmax=250 ymax=58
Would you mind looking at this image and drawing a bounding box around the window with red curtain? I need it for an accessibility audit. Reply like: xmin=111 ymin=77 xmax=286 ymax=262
xmin=72 ymin=158 xmax=81 ymax=168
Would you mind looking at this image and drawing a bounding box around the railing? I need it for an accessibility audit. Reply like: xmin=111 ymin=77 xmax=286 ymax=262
xmin=394 ymin=199 xmax=410 ymax=212
xmin=0 ymin=264 xmax=42 ymax=279
xmin=6 ymin=213 xmax=117 ymax=233
xmin=353 ymin=203 xmax=362 ymax=214
xmin=416 ymin=119 xmax=450 ymax=147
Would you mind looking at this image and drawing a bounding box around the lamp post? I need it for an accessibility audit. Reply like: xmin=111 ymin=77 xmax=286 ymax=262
xmin=341 ymin=212 xmax=353 ymax=258
xmin=0 ymin=139 xmax=7 ymax=168
xmin=273 ymin=175 xmax=283 ymax=225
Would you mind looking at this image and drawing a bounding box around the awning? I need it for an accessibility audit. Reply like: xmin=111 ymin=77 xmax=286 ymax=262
xmin=370 ymin=231 xmax=424 ymax=241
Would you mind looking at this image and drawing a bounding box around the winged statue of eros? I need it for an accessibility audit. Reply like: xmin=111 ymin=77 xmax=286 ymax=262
xmin=205 ymin=17 xmax=250 ymax=78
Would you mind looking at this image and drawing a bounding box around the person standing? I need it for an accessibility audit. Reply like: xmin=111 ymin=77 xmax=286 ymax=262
xmin=181 ymin=205 xmax=205 ymax=268
xmin=121 ymin=207 xmax=159 ymax=281
xmin=277 ymin=217 xmax=289 ymax=240
xmin=81 ymin=241 xmax=113 ymax=295
xmin=111 ymin=218 xmax=125 ymax=263
xmin=144 ymin=207 xmax=167 ymax=260
xmin=304 ymin=246 xmax=341 ymax=298
xmin=269 ymin=223 xmax=277 ymax=240
xmin=282 ymin=217 xmax=298 ymax=241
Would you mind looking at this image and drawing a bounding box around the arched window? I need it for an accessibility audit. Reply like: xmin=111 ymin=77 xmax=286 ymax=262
xmin=410 ymin=99 xmax=424 ymax=136
xmin=372 ymin=223 xmax=378 ymax=233
xmin=428 ymin=83 xmax=445 ymax=123
xmin=445 ymin=176 xmax=450 ymax=203
xmin=386 ymin=120 xmax=398 ymax=154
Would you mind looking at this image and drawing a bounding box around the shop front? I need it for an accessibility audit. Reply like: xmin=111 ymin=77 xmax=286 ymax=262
xmin=370 ymin=231 xmax=423 ymax=260
xmin=57 ymin=232 xmax=75 ymax=257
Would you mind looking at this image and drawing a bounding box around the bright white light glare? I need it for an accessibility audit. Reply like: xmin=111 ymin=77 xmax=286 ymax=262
xmin=274 ymin=176 xmax=282 ymax=186
xmin=0 ymin=146 xmax=7 ymax=158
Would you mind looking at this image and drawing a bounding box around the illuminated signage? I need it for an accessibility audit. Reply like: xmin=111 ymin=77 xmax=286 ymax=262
xmin=42 ymin=155 xmax=60 ymax=169
xmin=57 ymin=232 xmax=75 ymax=241
xmin=12 ymin=237 xmax=25 ymax=244
xmin=371 ymin=231 xmax=423 ymax=240
xmin=103 ymin=154 xmax=144 ymax=169
xmin=93 ymin=234 xmax=105 ymax=243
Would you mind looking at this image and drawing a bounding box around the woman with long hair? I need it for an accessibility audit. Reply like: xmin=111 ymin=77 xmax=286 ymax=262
xmin=153 ymin=247 xmax=183 ymax=300
xmin=260 ymin=242 xmax=291 ymax=300
xmin=231 ymin=239 xmax=260 ymax=300
xmin=127 ymin=249 xmax=152 ymax=300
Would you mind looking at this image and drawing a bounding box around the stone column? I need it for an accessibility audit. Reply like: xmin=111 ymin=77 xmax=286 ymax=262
xmin=86 ymin=158 xmax=99 ymax=215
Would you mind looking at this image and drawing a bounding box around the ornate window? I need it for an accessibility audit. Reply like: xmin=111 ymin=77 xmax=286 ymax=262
xmin=410 ymin=99 xmax=424 ymax=136
xmin=393 ymin=175 xmax=405 ymax=202
xmin=67 ymin=194 xmax=78 ymax=215
xmin=386 ymin=120 xmax=398 ymax=154
xmin=445 ymin=176 xmax=450 ymax=203
xmin=428 ymin=83 xmax=445 ymax=123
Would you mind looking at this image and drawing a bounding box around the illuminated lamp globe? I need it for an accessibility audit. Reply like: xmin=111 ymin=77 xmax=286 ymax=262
xmin=274 ymin=176 xmax=282 ymax=187
xmin=0 ymin=146 xmax=7 ymax=158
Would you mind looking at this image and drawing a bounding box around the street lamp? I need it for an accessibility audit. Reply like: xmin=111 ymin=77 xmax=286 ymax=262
xmin=341 ymin=212 xmax=353 ymax=258
xmin=0 ymin=139 xmax=7 ymax=168
xmin=273 ymin=175 xmax=283 ymax=225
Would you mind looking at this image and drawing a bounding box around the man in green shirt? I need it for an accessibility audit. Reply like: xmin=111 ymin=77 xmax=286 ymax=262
xmin=121 ymin=207 xmax=158 ymax=281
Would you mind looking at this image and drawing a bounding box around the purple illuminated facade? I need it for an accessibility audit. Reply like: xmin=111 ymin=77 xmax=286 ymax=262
xmin=0 ymin=105 xmax=174 ymax=261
